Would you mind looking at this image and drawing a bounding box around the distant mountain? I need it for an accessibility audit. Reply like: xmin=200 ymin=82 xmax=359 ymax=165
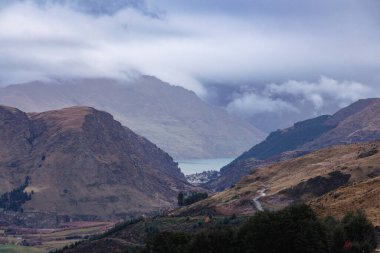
xmin=0 ymin=76 xmax=264 ymax=159
xmin=207 ymin=98 xmax=380 ymax=190
xmin=0 ymin=105 xmax=197 ymax=221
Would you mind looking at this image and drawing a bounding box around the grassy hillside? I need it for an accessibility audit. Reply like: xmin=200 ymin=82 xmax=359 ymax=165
xmin=56 ymin=216 xmax=248 ymax=253
xmin=174 ymin=141 xmax=380 ymax=226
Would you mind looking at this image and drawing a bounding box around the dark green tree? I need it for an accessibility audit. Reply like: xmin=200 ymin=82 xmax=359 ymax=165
xmin=177 ymin=192 xmax=184 ymax=206
xmin=144 ymin=231 xmax=191 ymax=253
xmin=190 ymin=228 xmax=236 ymax=253
xmin=340 ymin=210 xmax=377 ymax=253
xmin=238 ymin=204 xmax=329 ymax=253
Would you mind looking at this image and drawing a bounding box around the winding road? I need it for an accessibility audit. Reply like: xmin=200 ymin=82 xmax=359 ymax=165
xmin=253 ymin=189 xmax=266 ymax=211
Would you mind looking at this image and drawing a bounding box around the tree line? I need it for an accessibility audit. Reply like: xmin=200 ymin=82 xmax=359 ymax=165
xmin=0 ymin=176 xmax=33 ymax=212
xmin=140 ymin=204 xmax=377 ymax=253
xmin=177 ymin=192 xmax=208 ymax=207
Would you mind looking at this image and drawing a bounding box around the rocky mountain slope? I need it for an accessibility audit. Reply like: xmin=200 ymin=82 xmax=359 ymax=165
xmin=207 ymin=98 xmax=380 ymax=190
xmin=0 ymin=105 xmax=197 ymax=221
xmin=0 ymin=76 xmax=264 ymax=159
xmin=174 ymin=141 xmax=380 ymax=226
xmin=186 ymin=171 xmax=220 ymax=186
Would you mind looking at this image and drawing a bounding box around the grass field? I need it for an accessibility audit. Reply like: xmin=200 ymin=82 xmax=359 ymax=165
xmin=0 ymin=221 xmax=113 ymax=253
xmin=0 ymin=244 xmax=44 ymax=253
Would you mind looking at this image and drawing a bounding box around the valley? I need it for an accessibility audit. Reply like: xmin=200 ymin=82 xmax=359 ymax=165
xmin=177 ymin=158 xmax=233 ymax=175
xmin=1 ymin=99 xmax=380 ymax=252
xmin=1 ymin=1 xmax=378 ymax=252
xmin=0 ymin=221 xmax=113 ymax=253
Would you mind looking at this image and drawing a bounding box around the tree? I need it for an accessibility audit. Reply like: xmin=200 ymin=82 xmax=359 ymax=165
xmin=238 ymin=204 xmax=329 ymax=253
xmin=177 ymin=192 xmax=184 ymax=207
xmin=138 ymin=205 xmax=377 ymax=253
xmin=177 ymin=192 xmax=208 ymax=206
xmin=190 ymin=228 xmax=237 ymax=253
xmin=0 ymin=176 xmax=32 ymax=212
xmin=144 ymin=231 xmax=191 ymax=253
xmin=340 ymin=210 xmax=377 ymax=253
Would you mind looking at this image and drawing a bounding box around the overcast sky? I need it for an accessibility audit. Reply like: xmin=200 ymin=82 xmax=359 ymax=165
xmin=1 ymin=0 xmax=380 ymax=131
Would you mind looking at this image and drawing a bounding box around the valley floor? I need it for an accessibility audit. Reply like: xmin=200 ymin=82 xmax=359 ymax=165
xmin=0 ymin=221 xmax=114 ymax=253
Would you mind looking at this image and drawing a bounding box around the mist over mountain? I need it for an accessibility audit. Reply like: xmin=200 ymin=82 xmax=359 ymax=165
xmin=0 ymin=76 xmax=264 ymax=159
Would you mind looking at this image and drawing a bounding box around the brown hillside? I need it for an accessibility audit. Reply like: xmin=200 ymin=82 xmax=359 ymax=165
xmin=0 ymin=105 xmax=197 ymax=221
xmin=311 ymin=177 xmax=380 ymax=226
xmin=173 ymin=141 xmax=380 ymax=224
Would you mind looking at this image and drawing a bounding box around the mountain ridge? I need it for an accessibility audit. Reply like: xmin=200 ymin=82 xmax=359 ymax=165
xmin=207 ymin=98 xmax=380 ymax=190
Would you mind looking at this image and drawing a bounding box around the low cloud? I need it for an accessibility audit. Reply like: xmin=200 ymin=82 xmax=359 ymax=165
xmin=266 ymin=77 xmax=374 ymax=110
xmin=227 ymin=77 xmax=377 ymax=117
xmin=227 ymin=93 xmax=298 ymax=116
xmin=0 ymin=0 xmax=379 ymax=99
xmin=226 ymin=77 xmax=378 ymax=131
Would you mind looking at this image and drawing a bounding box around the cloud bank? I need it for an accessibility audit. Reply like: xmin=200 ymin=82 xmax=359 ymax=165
xmin=1 ymin=1 xmax=380 ymax=93
xmin=228 ymin=77 xmax=376 ymax=116
xmin=0 ymin=0 xmax=380 ymax=131
xmin=227 ymin=77 xmax=380 ymax=131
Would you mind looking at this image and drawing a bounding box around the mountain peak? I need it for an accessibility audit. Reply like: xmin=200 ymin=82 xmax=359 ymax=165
xmin=29 ymin=106 xmax=113 ymax=134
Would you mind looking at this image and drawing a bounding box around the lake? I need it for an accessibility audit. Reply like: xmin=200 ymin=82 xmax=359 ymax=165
xmin=177 ymin=158 xmax=234 ymax=175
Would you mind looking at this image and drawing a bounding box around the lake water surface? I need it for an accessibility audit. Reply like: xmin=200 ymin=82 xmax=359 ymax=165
xmin=177 ymin=158 xmax=234 ymax=175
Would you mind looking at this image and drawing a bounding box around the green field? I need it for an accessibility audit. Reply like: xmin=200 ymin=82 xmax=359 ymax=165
xmin=0 ymin=222 xmax=112 ymax=253
xmin=0 ymin=244 xmax=44 ymax=253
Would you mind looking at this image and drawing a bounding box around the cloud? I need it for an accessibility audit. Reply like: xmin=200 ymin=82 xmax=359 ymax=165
xmin=0 ymin=0 xmax=379 ymax=99
xmin=227 ymin=77 xmax=377 ymax=117
xmin=0 ymin=0 xmax=152 ymax=15
xmin=227 ymin=93 xmax=298 ymax=116
xmin=225 ymin=76 xmax=379 ymax=131
xmin=266 ymin=77 xmax=375 ymax=110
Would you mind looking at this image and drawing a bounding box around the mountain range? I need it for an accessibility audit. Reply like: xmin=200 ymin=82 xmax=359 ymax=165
xmin=207 ymin=98 xmax=380 ymax=190
xmin=1 ymin=97 xmax=380 ymax=252
xmin=0 ymin=76 xmax=264 ymax=159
